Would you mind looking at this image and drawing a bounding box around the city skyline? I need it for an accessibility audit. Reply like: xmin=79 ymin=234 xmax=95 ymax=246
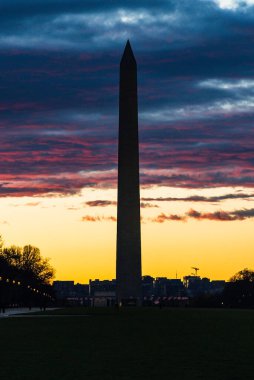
xmin=1 ymin=0 xmax=254 ymax=282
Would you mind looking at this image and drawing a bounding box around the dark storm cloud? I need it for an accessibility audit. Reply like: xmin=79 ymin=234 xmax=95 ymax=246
xmin=1 ymin=0 xmax=254 ymax=196
xmin=0 ymin=0 xmax=253 ymax=51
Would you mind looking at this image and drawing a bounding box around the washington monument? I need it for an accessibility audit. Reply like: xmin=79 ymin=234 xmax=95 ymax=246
xmin=116 ymin=40 xmax=142 ymax=306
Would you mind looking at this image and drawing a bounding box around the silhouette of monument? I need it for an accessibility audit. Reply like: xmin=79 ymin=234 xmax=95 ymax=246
xmin=116 ymin=41 xmax=142 ymax=306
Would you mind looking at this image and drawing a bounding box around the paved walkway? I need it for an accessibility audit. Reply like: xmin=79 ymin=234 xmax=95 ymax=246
xmin=0 ymin=308 xmax=90 ymax=318
xmin=0 ymin=307 xmax=57 ymax=318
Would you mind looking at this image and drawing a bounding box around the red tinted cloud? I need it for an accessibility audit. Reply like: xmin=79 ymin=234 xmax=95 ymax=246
xmin=86 ymin=200 xmax=116 ymax=207
xmin=186 ymin=208 xmax=245 ymax=221
xmin=141 ymin=193 xmax=254 ymax=203
xmin=81 ymin=215 xmax=116 ymax=222
xmin=152 ymin=213 xmax=186 ymax=223
xmin=152 ymin=208 xmax=254 ymax=223
xmin=85 ymin=200 xmax=157 ymax=208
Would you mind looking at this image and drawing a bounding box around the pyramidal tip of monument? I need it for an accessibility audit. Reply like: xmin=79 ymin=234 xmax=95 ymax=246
xmin=120 ymin=39 xmax=136 ymax=66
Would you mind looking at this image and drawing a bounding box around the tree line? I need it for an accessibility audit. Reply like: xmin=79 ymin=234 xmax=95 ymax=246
xmin=192 ymin=268 xmax=254 ymax=309
xmin=0 ymin=235 xmax=55 ymax=311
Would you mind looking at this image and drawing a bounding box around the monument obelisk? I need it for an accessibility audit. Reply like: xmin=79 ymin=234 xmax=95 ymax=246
xmin=116 ymin=40 xmax=142 ymax=306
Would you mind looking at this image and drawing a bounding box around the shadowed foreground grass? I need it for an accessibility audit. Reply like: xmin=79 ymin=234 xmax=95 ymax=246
xmin=1 ymin=307 xmax=254 ymax=380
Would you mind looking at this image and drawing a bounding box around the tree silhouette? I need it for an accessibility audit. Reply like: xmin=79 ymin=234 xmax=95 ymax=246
xmin=224 ymin=268 xmax=254 ymax=308
xmin=230 ymin=268 xmax=254 ymax=282
xmin=21 ymin=245 xmax=55 ymax=284
xmin=0 ymin=235 xmax=55 ymax=309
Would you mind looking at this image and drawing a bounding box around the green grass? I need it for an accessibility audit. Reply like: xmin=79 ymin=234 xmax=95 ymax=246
xmin=1 ymin=307 xmax=254 ymax=379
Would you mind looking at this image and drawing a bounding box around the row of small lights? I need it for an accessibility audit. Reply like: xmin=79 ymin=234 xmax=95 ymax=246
xmin=0 ymin=276 xmax=53 ymax=299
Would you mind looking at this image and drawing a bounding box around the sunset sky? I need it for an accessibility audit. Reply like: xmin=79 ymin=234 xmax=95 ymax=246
xmin=1 ymin=0 xmax=254 ymax=283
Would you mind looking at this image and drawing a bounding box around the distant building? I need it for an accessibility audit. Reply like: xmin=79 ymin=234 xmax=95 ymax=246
xmin=210 ymin=280 xmax=226 ymax=294
xmin=183 ymin=276 xmax=225 ymax=297
xmin=53 ymin=281 xmax=75 ymax=299
xmin=93 ymin=291 xmax=116 ymax=307
xmin=166 ymin=279 xmax=186 ymax=297
xmin=153 ymin=277 xmax=186 ymax=298
xmin=183 ymin=276 xmax=208 ymax=297
xmin=142 ymin=276 xmax=154 ymax=298
xmin=52 ymin=274 xmax=226 ymax=306
xmin=154 ymin=277 xmax=168 ymax=297
xmin=53 ymin=281 xmax=89 ymax=305
xmin=75 ymin=283 xmax=90 ymax=298
xmin=89 ymin=279 xmax=116 ymax=296
xmin=89 ymin=279 xmax=116 ymax=306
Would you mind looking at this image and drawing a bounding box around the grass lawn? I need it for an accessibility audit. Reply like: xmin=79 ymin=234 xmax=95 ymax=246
xmin=1 ymin=307 xmax=254 ymax=380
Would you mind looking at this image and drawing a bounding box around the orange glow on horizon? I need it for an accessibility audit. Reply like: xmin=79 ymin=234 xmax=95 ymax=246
xmin=1 ymin=186 xmax=254 ymax=283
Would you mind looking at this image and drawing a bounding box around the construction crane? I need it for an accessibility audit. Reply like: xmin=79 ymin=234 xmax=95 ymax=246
xmin=191 ymin=267 xmax=200 ymax=276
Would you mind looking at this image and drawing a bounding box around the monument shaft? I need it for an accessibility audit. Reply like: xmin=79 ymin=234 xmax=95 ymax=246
xmin=116 ymin=41 xmax=142 ymax=305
